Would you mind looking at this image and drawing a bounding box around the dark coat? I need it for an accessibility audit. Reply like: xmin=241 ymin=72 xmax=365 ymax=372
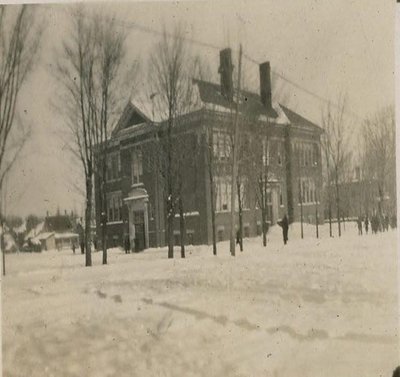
xmin=278 ymin=215 xmax=289 ymax=244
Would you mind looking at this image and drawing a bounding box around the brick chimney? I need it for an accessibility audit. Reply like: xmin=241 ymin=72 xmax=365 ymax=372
xmin=218 ymin=48 xmax=234 ymax=101
xmin=259 ymin=62 xmax=272 ymax=110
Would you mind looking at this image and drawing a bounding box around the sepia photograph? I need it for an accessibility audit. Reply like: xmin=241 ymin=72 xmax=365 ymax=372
xmin=0 ymin=0 xmax=398 ymax=376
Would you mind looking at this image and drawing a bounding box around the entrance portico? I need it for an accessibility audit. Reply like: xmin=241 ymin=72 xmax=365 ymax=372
xmin=124 ymin=187 xmax=149 ymax=252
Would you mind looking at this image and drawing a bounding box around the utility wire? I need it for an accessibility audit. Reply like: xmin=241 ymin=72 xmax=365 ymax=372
xmin=117 ymin=17 xmax=364 ymax=122
xmin=56 ymin=7 xmax=364 ymax=122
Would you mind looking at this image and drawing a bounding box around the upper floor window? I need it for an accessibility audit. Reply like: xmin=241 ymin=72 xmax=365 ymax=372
xmin=131 ymin=149 xmax=143 ymax=185
xmin=107 ymin=191 xmax=123 ymax=222
xmin=213 ymin=130 xmax=231 ymax=161
xmin=277 ymin=141 xmax=284 ymax=166
xmin=106 ymin=152 xmax=121 ymax=181
xmin=295 ymin=142 xmax=318 ymax=168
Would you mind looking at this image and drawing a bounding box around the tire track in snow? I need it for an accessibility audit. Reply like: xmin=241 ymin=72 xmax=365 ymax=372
xmin=142 ymin=298 xmax=396 ymax=345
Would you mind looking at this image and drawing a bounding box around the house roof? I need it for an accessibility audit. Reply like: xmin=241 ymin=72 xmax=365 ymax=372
xmin=36 ymin=232 xmax=54 ymax=241
xmin=54 ymin=232 xmax=78 ymax=240
xmin=25 ymin=221 xmax=44 ymax=241
xmin=111 ymin=79 xmax=321 ymax=139
xmin=43 ymin=215 xmax=73 ymax=233
xmin=279 ymin=105 xmax=322 ymax=132
xmin=193 ymin=79 xmax=279 ymax=119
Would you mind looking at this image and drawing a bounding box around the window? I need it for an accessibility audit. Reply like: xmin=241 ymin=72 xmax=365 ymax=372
xmin=216 ymin=176 xmax=231 ymax=212
xmin=216 ymin=177 xmax=251 ymax=212
xmin=313 ymin=144 xmax=319 ymax=166
xmin=213 ymin=130 xmax=231 ymax=160
xmin=237 ymin=179 xmax=250 ymax=210
xmin=297 ymin=143 xmax=318 ymax=168
xmin=106 ymin=152 xmax=121 ymax=181
xmin=277 ymin=142 xmax=283 ymax=166
xmin=148 ymin=202 xmax=154 ymax=221
xmin=299 ymin=178 xmax=317 ymax=204
xmin=107 ymin=192 xmax=123 ymax=222
xmin=256 ymin=222 xmax=262 ymax=236
xmin=131 ymin=149 xmax=143 ymax=185
xmin=262 ymin=138 xmax=270 ymax=166
xmin=240 ymin=133 xmax=250 ymax=161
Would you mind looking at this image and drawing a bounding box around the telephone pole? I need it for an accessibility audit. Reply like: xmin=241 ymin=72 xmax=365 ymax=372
xmin=229 ymin=44 xmax=243 ymax=257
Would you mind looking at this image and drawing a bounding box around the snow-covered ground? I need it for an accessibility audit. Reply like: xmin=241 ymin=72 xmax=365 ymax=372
xmin=2 ymin=223 xmax=399 ymax=377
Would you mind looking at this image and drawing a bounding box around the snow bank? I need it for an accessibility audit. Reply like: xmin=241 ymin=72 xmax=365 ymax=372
xmin=2 ymin=224 xmax=398 ymax=377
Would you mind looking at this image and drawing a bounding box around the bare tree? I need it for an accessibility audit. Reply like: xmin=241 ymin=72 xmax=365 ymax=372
xmin=229 ymin=44 xmax=243 ymax=257
xmin=321 ymin=95 xmax=353 ymax=237
xmin=194 ymin=57 xmax=219 ymax=256
xmin=56 ymin=7 xmax=136 ymax=266
xmin=0 ymin=5 xmax=42 ymax=274
xmin=361 ymin=105 xmax=395 ymax=217
xmin=90 ymin=14 xmax=133 ymax=265
xmin=148 ymin=24 xmax=197 ymax=259
xmin=250 ymin=131 xmax=272 ymax=247
xmin=205 ymin=120 xmax=218 ymax=255
xmin=56 ymin=7 xmax=99 ymax=267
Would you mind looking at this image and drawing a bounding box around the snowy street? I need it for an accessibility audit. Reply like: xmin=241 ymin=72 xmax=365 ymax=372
xmin=2 ymin=224 xmax=399 ymax=377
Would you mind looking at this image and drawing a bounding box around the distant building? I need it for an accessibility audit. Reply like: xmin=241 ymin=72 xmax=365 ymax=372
xmin=25 ymin=212 xmax=78 ymax=251
xmin=96 ymin=48 xmax=324 ymax=250
xmin=325 ymin=166 xmax=395 ymax=220
xmin=32 ymin=232 xmax=55 ymax=251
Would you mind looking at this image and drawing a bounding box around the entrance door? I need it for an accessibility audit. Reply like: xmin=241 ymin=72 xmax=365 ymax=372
xmin=133 ymin=211 xmax=145 ymax=252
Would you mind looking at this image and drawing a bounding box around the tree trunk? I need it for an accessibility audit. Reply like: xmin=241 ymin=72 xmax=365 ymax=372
xmin=1 ymin=218 xmax=5 ymax=276
xmin=229 ymin=45 xmax=242 ymax=257
xmin=85 ymin=173 xmax=93 ymax=267
xmin=335 ymin=177 xmax=341 ymax=237
xmin=315 ymin=201 xmax=319 ymax=239
xmin=207 ymin=129 xmax=217 ymax=256
xmin=101 ymin=214 xmax=107 ymax=264
xmin=167 ymin=196 xmax=174 ymax=259
xmin=299 ymin=180 xmax=303 ymax=239
xmin=378 ymin=184 xmax=384 ymax=217
xmin=101 ymin=162 xmax=107 ymax=265
xmin=166 ymin=112 xmax=175 ymax=259
xmin=237 ymin=179 xmax=243 ymax=251
xmin=179 ymin=195 xmax=185 ymax=259
xmin=261 ymin=206 xmax=267 ymax=247
xmin=300 ymin=199 xmax=304 ymax=239
xmin=262 ymin=177 xmax=268 ymax=247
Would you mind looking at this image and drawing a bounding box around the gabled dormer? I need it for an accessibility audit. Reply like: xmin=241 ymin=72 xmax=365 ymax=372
xmin=112 ymin=101 xmax=152 ymax=136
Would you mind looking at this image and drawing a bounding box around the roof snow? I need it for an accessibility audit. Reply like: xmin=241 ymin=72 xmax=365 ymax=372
xmin=25 ymin=222 xmax=44 ymax=241
xmin=13 ymin=222 xmax=26 ymax=234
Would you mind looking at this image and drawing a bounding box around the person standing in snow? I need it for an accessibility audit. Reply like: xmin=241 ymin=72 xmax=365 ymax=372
xmin=357 ymin=216 xmax=363 ymax=235
xmin=277 ymin=214 xmax=289 ymax=245
xmin=124 ymin=233 xmax=130 ymax=254
xmin=385 ymin=215 xmax=390 ymax=231
xmin=364 ymin=215 xmax=369 ymax=234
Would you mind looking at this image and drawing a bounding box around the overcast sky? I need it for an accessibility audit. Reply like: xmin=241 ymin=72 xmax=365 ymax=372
xmin=4 ymin=0 xmax=395 ymax=218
